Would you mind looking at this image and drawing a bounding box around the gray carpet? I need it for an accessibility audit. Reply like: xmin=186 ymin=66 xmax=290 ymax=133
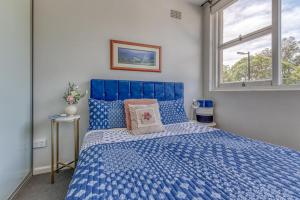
xmin=13 ymin=170 xmax=73 ymax=200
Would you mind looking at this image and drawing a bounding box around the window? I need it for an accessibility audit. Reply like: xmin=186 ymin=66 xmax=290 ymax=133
xmin=216 ymin=0 xmax=272 ymax=87
xmin=282 ymin=0 xmax=300 ymax=85
xmin=212 ymin=0 xmax=300 ymax=89
xmin=222 ymin=0 xmax=272 ymax=43
xmin=222 ymin=34 xmax=272 ymax=84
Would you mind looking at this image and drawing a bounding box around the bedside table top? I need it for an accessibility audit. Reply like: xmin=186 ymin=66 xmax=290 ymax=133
xmin=49 ymin=114 xmax=80 ymax=122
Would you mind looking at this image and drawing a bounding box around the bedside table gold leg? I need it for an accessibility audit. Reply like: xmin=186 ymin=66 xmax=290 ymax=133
xmin=78 ymin=119 xmax=80 ymax=155
xmin=56 ymin=122 xmax=59 ymax=173
xmin=74 ymin=119 xmax=79 ymax=167
xmin=50 ymin=120 xmax=54 ymax=184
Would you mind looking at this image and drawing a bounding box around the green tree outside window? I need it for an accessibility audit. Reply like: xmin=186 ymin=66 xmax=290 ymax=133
xmin=222 ymin=37 xmax=300 ymax=85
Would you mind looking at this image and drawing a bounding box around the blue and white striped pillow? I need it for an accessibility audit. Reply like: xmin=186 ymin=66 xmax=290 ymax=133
xmin=158 ymin=98 xmax=189 ymax=125
xmin=88 ymin=98 xmax=126 ymax=130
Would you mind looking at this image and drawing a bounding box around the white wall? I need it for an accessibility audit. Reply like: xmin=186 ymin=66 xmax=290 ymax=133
xmin=0 ymin=0 xmax=32 ymax=199
xmin=33 ymin=0 xmax=202 ymax=173
xmin=202 ymin=5 xmax=300 ymax=151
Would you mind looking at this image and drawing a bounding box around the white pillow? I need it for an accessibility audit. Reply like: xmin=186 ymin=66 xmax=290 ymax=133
xmin=128 ymin=103 xmax=165 ymax=135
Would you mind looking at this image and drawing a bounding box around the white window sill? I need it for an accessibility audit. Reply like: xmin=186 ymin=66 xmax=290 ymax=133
xmin=210 ymin=85 xmax=300 ymax=92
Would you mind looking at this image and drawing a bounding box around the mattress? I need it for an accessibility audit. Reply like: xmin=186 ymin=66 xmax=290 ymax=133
xmin=66 ymin=122 xmax=300 ymax=200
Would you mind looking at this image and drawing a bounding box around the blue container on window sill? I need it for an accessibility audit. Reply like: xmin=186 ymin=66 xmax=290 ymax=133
xmin=198 ymin=100 xmax=213 ymax=108
xmin=196 ymin=100 xmax=214 ymax=123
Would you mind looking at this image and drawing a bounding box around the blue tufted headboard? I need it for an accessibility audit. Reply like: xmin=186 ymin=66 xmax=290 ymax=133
xmin=90 ymin=79 xmax=184 ymax=101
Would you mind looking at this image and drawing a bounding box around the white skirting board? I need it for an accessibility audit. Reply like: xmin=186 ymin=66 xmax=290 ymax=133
xmin=8 ymin=172 xmax=32 ymax=200
xmin=33 ymin=165 xmax=51 ymax=175
xmin=33 ymin=164 xmax=74 ymax=175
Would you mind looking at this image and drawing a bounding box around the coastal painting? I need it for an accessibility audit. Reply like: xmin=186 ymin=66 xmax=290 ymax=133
xmin=118 ymin=48 xmax=156 ymax=66
xmin=110 ymin=40 xmax=161 ymax=72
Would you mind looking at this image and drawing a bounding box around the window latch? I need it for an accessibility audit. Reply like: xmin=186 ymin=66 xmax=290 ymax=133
xmin=239 ymin=34 xmax=242 ymax=41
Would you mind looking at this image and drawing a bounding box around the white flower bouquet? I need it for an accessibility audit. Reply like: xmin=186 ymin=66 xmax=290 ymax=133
xmin=63 ymin=82 xmax=87 ymax=105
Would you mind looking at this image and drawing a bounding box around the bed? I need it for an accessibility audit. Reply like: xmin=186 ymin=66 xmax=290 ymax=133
xmin=66 ymin=80 xmax=300 ymax=200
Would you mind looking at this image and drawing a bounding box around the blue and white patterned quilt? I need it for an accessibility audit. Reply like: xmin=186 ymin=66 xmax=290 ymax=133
xmin=66 ymin=122 xmax=300 ymax=200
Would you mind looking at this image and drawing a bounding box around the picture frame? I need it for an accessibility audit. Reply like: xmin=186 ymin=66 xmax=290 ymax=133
xmin=110 ymin=40 xmax=161 ymax=72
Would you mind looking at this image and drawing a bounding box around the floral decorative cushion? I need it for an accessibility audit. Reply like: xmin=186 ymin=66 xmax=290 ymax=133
xmin=158 ymin=98 xmax=189 ymax=125
xmin=124 ymin=99 xmax=158 ymax=130
xmin=88 ymin=98 xmax=126 ymax=130
xmin=128 ymin=103 xmax=165 ymax=135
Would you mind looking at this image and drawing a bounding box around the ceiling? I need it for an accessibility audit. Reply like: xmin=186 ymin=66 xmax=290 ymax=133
xmin=183 ymin=0 xmax=207 ymax=5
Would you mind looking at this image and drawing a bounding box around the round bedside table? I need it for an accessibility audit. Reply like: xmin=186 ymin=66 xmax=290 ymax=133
xmin=48 ymin=115 xmax=80 ymax=184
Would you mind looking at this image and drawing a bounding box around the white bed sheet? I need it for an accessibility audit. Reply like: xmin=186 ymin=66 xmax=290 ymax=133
xmin=81 ymin=122 xmax=216 ymax=151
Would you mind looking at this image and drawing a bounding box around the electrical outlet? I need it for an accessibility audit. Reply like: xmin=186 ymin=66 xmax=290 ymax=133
xmin=33 ymin=139 xmax=48 ymax=149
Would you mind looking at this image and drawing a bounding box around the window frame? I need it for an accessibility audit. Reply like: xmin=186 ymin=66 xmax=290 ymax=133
xmin=211 ymin=0 xmax=283 ymax=90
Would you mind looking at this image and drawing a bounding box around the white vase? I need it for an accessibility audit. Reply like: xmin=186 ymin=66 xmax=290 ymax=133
xmin=65 ymin=104 xmax=77 ymax=116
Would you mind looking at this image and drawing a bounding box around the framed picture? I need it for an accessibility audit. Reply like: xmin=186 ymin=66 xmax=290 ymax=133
xmin=110 ymin=40 xmax=161 ymax=72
